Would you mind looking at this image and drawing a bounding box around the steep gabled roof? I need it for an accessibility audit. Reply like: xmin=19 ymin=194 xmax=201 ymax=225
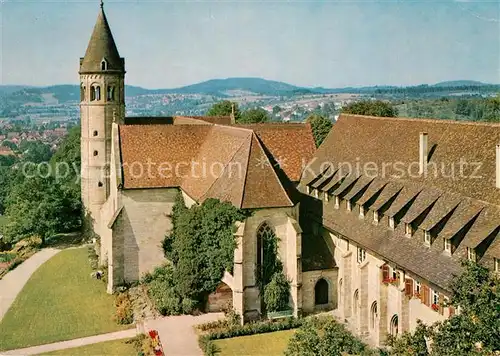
xmin=80 ymin=5 xmax=124 ymax=73
xmin=238 ymin=123 xmax=316 ymax=182
xmin=118 ymin=123 xmax=296 ymax=209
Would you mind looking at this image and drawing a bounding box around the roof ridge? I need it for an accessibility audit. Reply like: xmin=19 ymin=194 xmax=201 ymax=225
xmin=340 ymin=113 xmax=500 ymax=127
xmin=249 ymin=132 xmax=294 ymax=207
xmin=199 ymin=132 xmax=252 ymax=206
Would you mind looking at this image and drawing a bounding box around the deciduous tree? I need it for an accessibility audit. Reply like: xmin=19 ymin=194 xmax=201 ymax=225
xmin=342 ymin=100 xmax=397 ymax=117
xmin=306 ymin=114 xmax=333 ymax=147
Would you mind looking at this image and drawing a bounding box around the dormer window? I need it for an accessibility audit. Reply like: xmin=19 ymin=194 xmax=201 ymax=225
xmin=373 ymin=211 xmax=379 ymax=224
xmin=467 ymin=247 xmax=476 ymax=262
xmin=424 ymin=230 xmax=431 ymax=245
xmin=444 ymin=238 xmax=451 ymax=254
xmin=359 ymin=205 xmax=365 ymax=218
xmin=406 ymin=223 xmax=414 ymax=238
xmin=101 ymin=59 xmax=108 ymax=71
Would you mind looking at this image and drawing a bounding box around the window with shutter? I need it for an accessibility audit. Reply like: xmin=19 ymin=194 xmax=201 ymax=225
xmin=382 ymin=264 xmax=390 ymax=281
xmin=439 ymin=293 xmax=444 ymax=315
xmin=405 ymin=278 xmax=413 ymax=296
xmin=449 ymin=306 xmax=455 ymax=317
xmin=423 ymin=285 xmax=430 ymax=306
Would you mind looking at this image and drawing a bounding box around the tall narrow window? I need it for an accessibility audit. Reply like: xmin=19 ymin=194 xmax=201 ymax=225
xmin=101 ymin=59 xmax=107 ymax=70
xmin=373 ymin=211 xmax=379 ymax=224
xmin=95 ymin=86 xmax=101 ymax=101
xmin=107 ymin=86 xmax=115 ymax=101
xmin=390 ymin=315 xmax=399 ymax=336
xmin=90 ymin=86 xmax=96 ymax=101
xmin=495 ymin=258 xmax=499 ymax=273
xmin=357 ymin=247 xmax=366 ymax=264
xmin=80 ymin=84 xmax=85 ymax=101
xmin=370 ymin=302 xmax=378 ymax=330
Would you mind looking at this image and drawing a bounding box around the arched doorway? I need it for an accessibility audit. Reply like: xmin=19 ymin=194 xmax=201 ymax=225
xmin=390 ymin=315 xmax=399 ymax=336
xmin=315 ymin=278 xmax=329 ymax=305
xmin=207 ymin=282 xmax=233 ymax=312
xmin=370 ymin=301 xmax=378 ymax=331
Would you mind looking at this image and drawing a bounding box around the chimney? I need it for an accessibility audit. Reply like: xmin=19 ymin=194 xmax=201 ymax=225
xmin=230 ymin=103 xmax=236 ymax=124
xmin=419 ymin=132 xmax=428 ymax=175
xmin=496 ymin=144 xmax=500 ymax=188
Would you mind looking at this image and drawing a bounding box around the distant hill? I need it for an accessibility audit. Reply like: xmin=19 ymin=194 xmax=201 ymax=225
xmin=167 ymin=77 xmax=306 ymax=96
xmin=433 ymin=80 xmax=489 ymax=87
xmin=0 ymin=78 xmax=496 ymax=108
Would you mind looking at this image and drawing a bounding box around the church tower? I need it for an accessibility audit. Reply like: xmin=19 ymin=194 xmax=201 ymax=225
xmin=80 ymin=1 xmax=125 ymax=225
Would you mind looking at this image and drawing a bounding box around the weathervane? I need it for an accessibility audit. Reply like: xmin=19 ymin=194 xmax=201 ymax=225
xmin=100 ymin=0 xmax=104 ymax=9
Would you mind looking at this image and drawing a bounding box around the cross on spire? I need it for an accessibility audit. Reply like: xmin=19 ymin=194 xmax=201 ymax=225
xmin=100 ymin=0 xmax=104 ymax=9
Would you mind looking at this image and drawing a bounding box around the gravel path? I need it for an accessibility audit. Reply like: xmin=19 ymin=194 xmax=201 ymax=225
xmin=0 ymin=248 xmax=61 ymax=322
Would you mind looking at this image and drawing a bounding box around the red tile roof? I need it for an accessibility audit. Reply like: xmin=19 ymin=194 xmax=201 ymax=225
xmin=118 ymin=122 xmax=304 ymax=208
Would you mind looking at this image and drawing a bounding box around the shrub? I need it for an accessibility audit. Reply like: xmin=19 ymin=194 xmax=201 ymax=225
xmin=0 ymin=252 xmax=16 ymax=263
xmin=181 ymin=297 xmax=196 ymax=314
xmin=264 ymin=272 xmax=291 ymax=312
xmin=285 ymin=315 xmax=369 ymax=356
xmin=114 ymin=292 xmax=134 ymax=325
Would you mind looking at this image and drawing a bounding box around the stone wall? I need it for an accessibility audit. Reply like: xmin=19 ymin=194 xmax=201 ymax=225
xmin=238 ymin=206 xmax=301 ymax=320
xmin=110 ymin=188 xmax=177 ymax=288
xmin=302 ymin=269 xmax=338 ymax=314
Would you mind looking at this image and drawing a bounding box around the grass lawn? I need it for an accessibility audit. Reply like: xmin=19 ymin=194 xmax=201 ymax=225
xmin=0 ymin=247 xmax=129 ymax=351
xmin=40 ymin=338 xmax=137 ymax=356
xmin=213 ymin=329 xmax=295 ymax=356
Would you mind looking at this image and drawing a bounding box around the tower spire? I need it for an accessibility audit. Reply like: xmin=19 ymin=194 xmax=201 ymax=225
xmin=79 ymin=1 xmax=124 ymax=73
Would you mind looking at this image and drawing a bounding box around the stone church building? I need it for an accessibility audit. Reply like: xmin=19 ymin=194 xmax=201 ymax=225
xmin=80 ymin=3 xmax=499 ymax=345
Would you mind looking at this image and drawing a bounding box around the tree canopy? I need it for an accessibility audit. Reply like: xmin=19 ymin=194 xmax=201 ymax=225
xmin=239 ymin=107 xmax=270 ymax=124
xmin=152 ymin=195 xmax=247 ymax=314
xmin=342 ymin=100 xmax=397 ymax=117
xmin=306 ymin=114 xmax=333 ymax=147
xmin=285 ymin=315 xmax=377 ymax=356
xmin=1 ymin=127 xmax=82 ymax=243
xmin=206 ymin=100 xmax=241 ymax=121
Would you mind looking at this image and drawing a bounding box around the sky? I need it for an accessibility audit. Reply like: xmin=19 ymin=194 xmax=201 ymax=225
xmin=0 ymin=0 xmax=498 ymax=89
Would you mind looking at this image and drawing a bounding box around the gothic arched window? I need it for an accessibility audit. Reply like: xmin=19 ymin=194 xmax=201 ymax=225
xmin=101 ymin=59 xmax=107 ymax=71
xmin=370 ymin=301 xmax=378 ymax=331
xmin=390 ymin=315 xmax=399 ymax=336
xmin=256 ymin=222 xmax=278 ymax=289
xmin=90 ymin=86 xmax=96 ymax=101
